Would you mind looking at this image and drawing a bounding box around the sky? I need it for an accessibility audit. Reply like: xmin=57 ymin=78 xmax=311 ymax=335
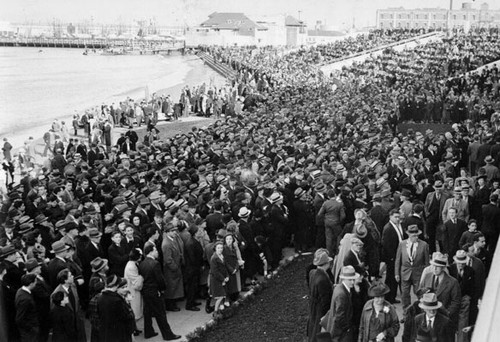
xmin=0 ymin=0 xmax=497 ymax=28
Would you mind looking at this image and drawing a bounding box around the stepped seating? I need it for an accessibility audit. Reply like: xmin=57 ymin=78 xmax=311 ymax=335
xmin=197 ymin=51 xmax=237 ymax=80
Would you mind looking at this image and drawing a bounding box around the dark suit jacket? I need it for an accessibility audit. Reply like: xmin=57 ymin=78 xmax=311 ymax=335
xmin=481 ymin=203 xmax=500 ymax=236
xmin=108 ymin=243 xmax=129 ymax=277
xmin=325 ymin=283 xmax=353 ymax=338
xmin=97 ymin=290 xmax=135 ymax=341
xmin=138 ymin=256 xmax=166 ymax=295
xmin=413 ymin=312 xmax=454 ymax=342
xmin=343 ymin=250 xmax=365 ymax=276
xmin=205 ymin=212 xmax=224 ymax=239
xmin=51 ymin=305 xmax=76 ymax=342
xmin=420 ymin=272 xmax=461 ymax=322
xmin=382 ymin=222 xmax=407 ymax=263
xmin=442 ymin=219 xmax=467 ymax=259
xmin=47 ymin=257 xmax=68 ymax=290
xmin=448 ymin=264 xmax=475 ymax=298
xmin=15 ymin=288 xmax=39 ymax=334
xmin=369 ymin=204 xmax=389 ymax=234
xmin=395 ymin=239 xmax=429 ymax=281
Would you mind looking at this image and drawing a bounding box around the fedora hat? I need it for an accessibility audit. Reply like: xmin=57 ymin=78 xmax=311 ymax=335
xmin=34 ymin=214 xmax=48 ymax=225
xmin=433 ymin=180 xmax=443 ymax=189
xmin=485 ymin=155 xmax=494 ymax=164
xmin=51 ymin=240 xmax=69 ymax=254
xmin=314 ymin=182 xmax=326 ymax=192
xmin=380 ymin=189 xmax=391 ymax=198
xmin=339 ymin=265 xmax=359 ymax=280
xmin=269 ymin=192 xmax=283 ymax=204
xmin=368 ymin=282 xmax=390 ymax=297
xmin=430 ymin=252 xmax=448 ymax=267
xmin=351 ymin=237 xmax=364 ymax=247
xmin=90 ymin=257 xmax=108 ymax=273
xmin=453 ymin=250 xmax=469 ymax=264
xmin=406 ymin=224 xmax=422 ymax=236
xmin=313 ymin=250 xmax=333 ymax=266
xmin=88 ymin=228 xmax=102 ymax=239
xmin=164 ymin=199 xmax=176 ymax=210
xmin=418 ymin=293 xmax=442 ymax=310
xmin=25 ymin=258 xmax=41 ymax=272
xmin=0 ymin=245 xmax=18 ymax=259
xmin=238 ymin=207 xmax=251 ymax=218
xmin=371 ymin=193 xmax=382 ymax=202
xmin=294 ymin=187 xmax=305 ymax=198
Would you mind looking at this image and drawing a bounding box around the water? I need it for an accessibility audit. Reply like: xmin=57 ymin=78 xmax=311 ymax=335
xmin=0 ymin=47 xmax=223 ymax=136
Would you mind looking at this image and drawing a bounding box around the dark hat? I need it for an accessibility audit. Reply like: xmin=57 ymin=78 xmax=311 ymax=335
xmin=353 ymin=184 xmax=365 ymax=195
xmin=34 ymin=214 xmax=48 ymax=225
xmin=90 ymin=257 xmax=108 ymax=273
xmin=368 ymin=282 xmax=390 ymax=297
xmin=88 ymin=228 xmax=102 ymax=239
xmin=25 ymin=258 xmax=41 ymax=272
xmin=0 ymin=245 xmax=17 ymax=259
xmin=401 ymin=188 xmax=412 ymax=198
xmin=406 ymin=224 xmax=422 ymax=236
xmin=433 ymin=180 xmax=443 ymax=189
xmin=51 ymin=240 xmax=69 ymax=254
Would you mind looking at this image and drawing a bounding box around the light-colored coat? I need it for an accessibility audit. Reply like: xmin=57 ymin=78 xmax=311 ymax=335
xmin=395 ymin=239 xmax=429 ymax=282
xmin=124 ymin=260 xmax=143 ymax=320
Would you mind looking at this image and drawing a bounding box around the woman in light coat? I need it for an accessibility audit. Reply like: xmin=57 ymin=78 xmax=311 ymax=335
xmin=124 ymin=248 xmax=144 ymax=320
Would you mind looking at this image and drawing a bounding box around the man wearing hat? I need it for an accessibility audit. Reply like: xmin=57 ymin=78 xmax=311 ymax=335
xmin=442 ymin=207 xmax=467 ymax=261
xmin=267 ymin=192 xmax=289 ymax=268
xmin=324 ymin=266 xmax=358 ymax=341
xmin=412 ymin=293 xmax=454 ymax=342
xmin=382 ymin=209 xmax=406 ymax=304
xmin=15 ymin=273 xmax=40 ymax=342
xmin=307 ymin=250 xmax=333 ymax=342
xmin=139 ymin=244 xmax=181 ymax=340
xmin=483 ymin=155 xmax=500 ymax=182
xmin=161 ymin=223 xmax=184 ymax=312
xmin=97 ymin=275 xmax=135 ymax=342
xmin=1 ymin=245 xmax=23 ymax=291
xmin=395 ymin=224 xmax=430 ymax=308
xmin=293 ymin=187 xmax=313 ymax=252
xmin=419 ymin=252 xmax=461 ymax=330
xmin=424 ymin=179 xmax=448 ymax=254
xmin=442 ymin=187 xmax=469 ymax=223
xmin=312 ymin=182 xmax=327 ymax=248
xmin=26 ymin=258 xmax=52 ymax=342
xmin=481 ymin=193 xmax=500 ymax=252
xmin=89 ymin=257 xmax=109 ymax=299
xmin=47 ymin=241 xmax=69 ymax=290
xmin=317 ymin=189 xmax=345 ymax=257
xmin=205 ymin=201 xmax=224 ymax=241
xmin=369 ymin=193 xmax=389 ymax=234
xmin=449 ymin=250 xmax=475 ymax=342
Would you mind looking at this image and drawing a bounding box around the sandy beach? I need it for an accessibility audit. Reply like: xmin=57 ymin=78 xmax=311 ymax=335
xmin=1 ymin=52 xmax=226 ymax=150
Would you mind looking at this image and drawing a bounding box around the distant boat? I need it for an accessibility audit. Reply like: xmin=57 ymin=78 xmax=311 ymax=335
xmin=38 ymin=49 xmax=43 ymax=53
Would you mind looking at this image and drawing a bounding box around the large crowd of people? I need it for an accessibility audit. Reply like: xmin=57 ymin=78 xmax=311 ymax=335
xmin=1 ymin=27 xmax=500 ymax=342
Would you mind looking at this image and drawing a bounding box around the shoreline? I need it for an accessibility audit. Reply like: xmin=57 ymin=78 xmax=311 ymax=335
xmin=1 ymin=53 xmax=227 ymax=154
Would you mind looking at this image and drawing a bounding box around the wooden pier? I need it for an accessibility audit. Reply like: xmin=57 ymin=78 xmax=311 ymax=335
xmin=0 ymin=37 xmax=186 ymax=53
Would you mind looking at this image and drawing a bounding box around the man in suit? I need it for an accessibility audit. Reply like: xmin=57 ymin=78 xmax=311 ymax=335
xmin=395 ymin=224 xmax=430 ymax=308
xmin=138 ymin=244 xmax=180 ymax=340
xmin=369 ymin=193 xmax=389 ymax=235
xmin=15 ymin=274 xmax=39 ymax=342
xmin=442 ymin=208 xmax=467 ymax=263
xmin=481 ymin=193 xmax=500 ymax=252
xmin=463 ymin=243 xmax=486 ymax=324
xmin=307 ymin=250 xmax=333 ymax=342
xmin=316 ymin=189 xmax=345 ymax=257
xmin=449 ymin=250 xmax=475 ymax=342
xmin=205 ymin=200 xmax=224 ymax=240
xmin=442 ymin=187 xmax=469 ymax=223
xmin=424 ymin=180 xmax=448 ymax=254
xmin=47 ymin=241 xmax=69 ymax=290
xmin=382 ymin=209 xmax=407 ymax=303
xmin=420 ymin=252 xmax=461 ymax=329
xmin=51 ymin=268 xmax=86 ymax=342
xmin=1 ymin=245 xmax=24 ymax=292
xmin=312 ymin=182 xmax=327 ymax=248
xmin=26 ymin=259 xmax=51 ymax=342
xmin=161 ymin=223 xmax=184 ymax=312
xmin=324 ymin=266 xmax=357 ymax=342
xmin=412 ymin=293 xmax=455 ymax=342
